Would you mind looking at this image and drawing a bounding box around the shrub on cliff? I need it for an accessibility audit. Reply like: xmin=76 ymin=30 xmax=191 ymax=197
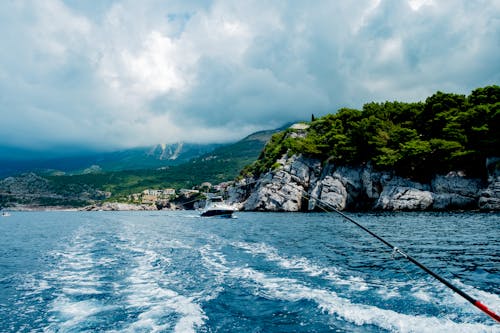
xmin=243 ymin=85 xmax=500 ymax=181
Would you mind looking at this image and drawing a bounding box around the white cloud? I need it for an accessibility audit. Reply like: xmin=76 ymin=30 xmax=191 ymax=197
xmin=407 ymin=0 xmax=434 ymax=11
xmin=102 ymin=31 xmax=190 ymax=98
xmin=0 ymin=0 xmax=499 ymax=152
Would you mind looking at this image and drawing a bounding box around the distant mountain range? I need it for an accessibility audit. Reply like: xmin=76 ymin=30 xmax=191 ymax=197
xmin=0 ymin=122 xmax=296 ymax=178
xmin=48 ymin=127 xmax=282 ymax=198
xmin=0 ymin=126 xmax=284 ymax=207
xmin=0 ymin=143 xmax=222 ymax=177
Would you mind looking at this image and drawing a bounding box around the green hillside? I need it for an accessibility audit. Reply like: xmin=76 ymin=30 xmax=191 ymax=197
xmin=45 ymin=128 xmax=279 ymax=199
xmin=243 ymin=85 xmax=500 ymax=181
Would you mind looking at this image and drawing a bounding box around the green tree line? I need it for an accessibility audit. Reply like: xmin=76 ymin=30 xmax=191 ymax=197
xmin=243 ymin=85 xmax=500 ymax=181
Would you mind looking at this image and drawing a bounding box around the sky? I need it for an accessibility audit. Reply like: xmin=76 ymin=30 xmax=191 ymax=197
xmin=0 ymin=0 xmax=499 ymax=152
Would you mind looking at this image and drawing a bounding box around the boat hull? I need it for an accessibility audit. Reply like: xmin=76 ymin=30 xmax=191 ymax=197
xmin=200 ymin=209 xmax=234 ymax=218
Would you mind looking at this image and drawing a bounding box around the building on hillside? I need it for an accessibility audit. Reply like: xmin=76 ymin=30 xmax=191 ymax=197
xmin=162 ymin=188 xmax=176 ymax=196
xmin=142 ymin=189 xmax=176 ymax=197
xmin=179 ymin=189 xmax=200 ymax=197
xmin=128 ymin=188 xmax=177 ymax=204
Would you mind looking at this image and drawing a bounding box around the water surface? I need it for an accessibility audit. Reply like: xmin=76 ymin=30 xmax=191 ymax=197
xmin=0 ymin=211 xmax=498 ymax=332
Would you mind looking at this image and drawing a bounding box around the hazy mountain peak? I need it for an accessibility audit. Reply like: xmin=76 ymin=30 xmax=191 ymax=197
xmin=147 ymin=142 xmax=186 ymax=161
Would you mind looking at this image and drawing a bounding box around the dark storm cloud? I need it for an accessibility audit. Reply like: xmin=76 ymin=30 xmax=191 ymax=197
xmin=0 ymin=0 xmax=498 ymax=151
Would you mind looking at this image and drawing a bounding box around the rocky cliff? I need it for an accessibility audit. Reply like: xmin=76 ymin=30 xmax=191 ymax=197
xmin=227 ymin=154 xmax=500 ymax=211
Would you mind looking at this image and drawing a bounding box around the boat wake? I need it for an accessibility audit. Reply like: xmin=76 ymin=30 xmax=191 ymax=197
xmin=116 ymin=238 xmax=207 ymax=333
xmin=201 ymin=240 xmax=499 ymax=332
xmin=4 ymin=213 xmax=498 ymax=332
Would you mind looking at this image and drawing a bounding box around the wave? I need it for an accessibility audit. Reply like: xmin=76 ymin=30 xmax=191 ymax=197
xmin=200 ymin=243 xmax=499 ymax=333
xmin=9 ymin=216 xmax=497 ymax=332
xmin=39 ymin=226 xmax=209 ymax=332
xmin=116 ymin=237 xmax=207 ymax=333
xmin=41 ymin=228 xmax=114 ymax=331
xmin=45 ymin=298 xmax=115 ymax=332
xmin=231 ymin=241 xmax=396 ymax=293
xmin=232 ymin=241 xmax=500 ymax=315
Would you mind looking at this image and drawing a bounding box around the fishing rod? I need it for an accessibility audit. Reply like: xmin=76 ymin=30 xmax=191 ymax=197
xmin=227 ymin=178 xmax=499 ymax=321
xmin=305 ymin=192 xmax=500 ymax=323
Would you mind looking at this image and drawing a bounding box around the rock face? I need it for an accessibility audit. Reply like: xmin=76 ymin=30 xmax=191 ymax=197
xmin=431 ymin=172 xmax=482 ymax=210
xmin=231 ymin=154 xmax=499 ymax=211
xmin=309 ymin=176 xmax=347 ymax=210
xmin=478 ymin=158 xmax=500 ymax=210
xmin=375 ymin=187 xmax=433 ymax=210
xmin=478 ymin=177 xmax=500 ymax=210
xmin=240 ymin=155 xmax=320 ymax=211
xmin=227 ymin=178 xmax=256 ymax=210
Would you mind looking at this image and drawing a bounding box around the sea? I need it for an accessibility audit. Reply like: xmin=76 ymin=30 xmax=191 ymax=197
xmin=0 ymin=211 xmax=498 ymax=332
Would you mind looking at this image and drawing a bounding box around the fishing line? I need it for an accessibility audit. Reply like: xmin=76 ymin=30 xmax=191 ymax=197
xmin=314 ymin=199 xmax=418 ymax=284
xmin=302 ymin=191 xmax=500 ymax=323
xmin=390 ymin=249 xmax=418 ymax=284
xmin=223 ymin=178 xmax=498 ymax=321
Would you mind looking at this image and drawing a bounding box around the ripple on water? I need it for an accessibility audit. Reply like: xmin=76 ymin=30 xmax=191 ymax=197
xmin=1 ymin=211 xmax=499 ymax=332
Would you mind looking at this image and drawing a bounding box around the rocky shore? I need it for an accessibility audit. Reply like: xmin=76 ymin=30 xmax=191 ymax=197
xmin=80 ymin=202 xmax=159 ymax=211
xmin=227 ymin=154 xmax=500 ymax=211
xmin=2 ymin=157 xmax=499 ymax=212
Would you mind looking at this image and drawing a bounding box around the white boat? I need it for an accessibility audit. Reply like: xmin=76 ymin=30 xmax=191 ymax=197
xmin=200 ymin=196 xmax=236 ymax=218
xmin=1 ymin=211 xmax=11 ymax=217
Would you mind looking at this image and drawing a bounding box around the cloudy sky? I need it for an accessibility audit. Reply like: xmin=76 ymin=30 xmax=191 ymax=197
xmin=0 ymin=0 xmax=499 ymax=152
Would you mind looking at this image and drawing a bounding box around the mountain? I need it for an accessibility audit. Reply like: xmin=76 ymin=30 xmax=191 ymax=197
xmin=0 ymin=143 xmax=221 ymax=177
xmin=46 ymin=128 xmax=282 ymax=198
xmin=81 ymin=143 xmax=223 ymax=171
xmin=0 ymin=127 xmax=282 ymax=207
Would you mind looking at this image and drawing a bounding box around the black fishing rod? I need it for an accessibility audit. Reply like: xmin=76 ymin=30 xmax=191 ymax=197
xmin=306 ymin=193 xmax=500 ymax=323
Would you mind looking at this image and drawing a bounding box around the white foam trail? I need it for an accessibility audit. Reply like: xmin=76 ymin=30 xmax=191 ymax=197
xmin=200 ymin=244 xmax=230 ymax=275
xmin=41 ymin=227 xmax=116 ymax=331
xmin=377 ymin=285 xmax=401 ymax=299
xmin=44 ymin=297 xmax=113 ymax=332
xmin=428 ymin=279 xmax=500 ymax=322
xmin=201 ymin=244 xmax=498 ymax=333
xmin=120 ymin=244 xmax=206 ymax=333
xmin=453 ymin=280 xmax=500 ymax=314
xmin=233 ymin=241 xmax=376 ymax=291
xmin=232 ymin=240 xmax=500 ymax=314
xmin=234 ymin=241 xmax=338 ymax=274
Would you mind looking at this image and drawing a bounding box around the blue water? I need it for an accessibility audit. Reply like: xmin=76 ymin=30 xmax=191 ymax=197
xmin=0 ymin=211 xmax=499 ymax=332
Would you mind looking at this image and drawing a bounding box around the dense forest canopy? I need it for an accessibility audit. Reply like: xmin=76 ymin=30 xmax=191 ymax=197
xmin=244 ymin=85 xmax=500 ymax=181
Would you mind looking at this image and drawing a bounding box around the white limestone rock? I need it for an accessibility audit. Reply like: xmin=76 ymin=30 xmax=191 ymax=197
xmin=82 ymin=202 xmax=158 ymax=211
xmin=234 ymin=153 xmax=499 ymax=211
xmin=226 ymin=178 xmax=255 ymax=210
xmin=332 ymin=166 xmax=363 ymax=207
xmin=310 ymin=176 xmax=347 ymax=210
xmin=308 ymin=165 xmax=362 ymax=210
xmin=242 ymin=154 xmax=323 ymax=211
xmin=375 ymin=187 xmax=433 ymax=210
xmin=243 ymin=170 xmax=304 ymax=211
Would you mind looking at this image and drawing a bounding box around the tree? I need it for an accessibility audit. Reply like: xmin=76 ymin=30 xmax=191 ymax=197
xmin=242 ymin=85 xmax=496 ymax=180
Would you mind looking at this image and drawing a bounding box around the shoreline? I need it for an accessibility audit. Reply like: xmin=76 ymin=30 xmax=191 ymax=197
xmin=2 ymin=203 xmax=492 ymax=213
